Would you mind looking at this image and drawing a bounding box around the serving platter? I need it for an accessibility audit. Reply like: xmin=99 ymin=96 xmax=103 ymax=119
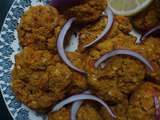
xmin=0 ymin=0 xmax=53 ymax=120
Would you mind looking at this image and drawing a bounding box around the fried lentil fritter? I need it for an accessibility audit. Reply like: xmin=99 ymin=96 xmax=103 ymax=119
xmin=48 ymin=104 xmax=102 ymax=120
xmin=11 ymin=47 xmax=87 ymax=112
xmin=132 ymin=0 xmax=160 ymax=32
xmin=85 ymin=55 xmax=145 ymax=104
xmin=17 ymin=5 xmax=66 ymax=50
xmin=60 ymin=0 xmax=107 ymax=24
xmin=133 ymin=37 xmax=160 ymax=82
xmin=127 ymin=82 xmax=160 ymax=120
xmin=80 ymin=34 xmax=142 ymax=104
xmin=79 ymin=16 xmax=132 ymax=49
xmin=84 ymin=34 xmax=160 ymax=104
xmin=11 ymin=47 xmax=71 ymax=112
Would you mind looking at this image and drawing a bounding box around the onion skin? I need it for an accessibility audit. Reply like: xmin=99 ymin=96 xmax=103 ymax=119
xmin=71 ymin=91 xmax=91 ymax=120
xmin=57 ymin=17 xmax=86 ymax=74
xmin=49 ymin=0 xmax=82 ymax=9
xmin=95 ymin=49 xmax=154 ymax=71
xmin=83 ymin=7 xmax=114 ymax=49
xmin=154 ymin=96 xmax=160 ymax=120
xmin=52 ymin=94 xmax=116 ymax=118
xmin=71 ymin=101 xmax=83 ymax=120
xmin=140 ymin=25 xmax=160 ymax=43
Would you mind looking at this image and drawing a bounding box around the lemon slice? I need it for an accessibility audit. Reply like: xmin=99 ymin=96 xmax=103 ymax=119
xmin=108 ymin=0 xmax=153 ymax=16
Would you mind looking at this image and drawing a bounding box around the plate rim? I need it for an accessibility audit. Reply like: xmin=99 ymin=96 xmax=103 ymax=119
xmin=0 ymin=0 xmax=19 ymax=119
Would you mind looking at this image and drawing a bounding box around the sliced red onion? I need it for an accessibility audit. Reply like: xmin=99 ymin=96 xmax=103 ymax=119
xmin=95 ymin=49 xmax=154 ymax=71
xmin=83 ymin=7 xmax=114 ymax=49
xmin=141 ymin=26 xmax=160 ymax=43
xmin=129 ymin=29 xmax=142 ymax=44
xmin=52 ymin=94 xmax=116 ymax=118
xmin=71 ymin=91 xmax=91 ymax=120
xmin=154 ymin=96 xmax=160 ymax=120
xmin=57 ymin=17 xmax=86 ymax=74
xmin=50 ymin=0 xmax=82 ymax=8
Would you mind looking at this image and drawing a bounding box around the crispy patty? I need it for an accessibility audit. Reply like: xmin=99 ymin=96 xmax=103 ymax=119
xmin=127 ymin=82 xmax=160 ymax=120
xmin=60 ymin=0 xmax=107 ymax=24
xmin=85 ymin=35 xmax=160 ymax=103
xmin=17 ymin=5 xmax=66 ymax=50
xmin=11 ymin=47 xmax=87 ymax=112
xmin=132 ymin=0 xmax=160 ymax=32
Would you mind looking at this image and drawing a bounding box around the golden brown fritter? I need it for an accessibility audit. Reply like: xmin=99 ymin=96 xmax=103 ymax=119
xmin=134 ymin=37 xmax=160 ymax=82
xmin=11 ymin=47 xmax=71 ymax=112
xmin=48 ymin=104 xmax=103 ymax=120
xmin=17 ymin=5 xmax=66 ymax=50
xmin=11 ymin=47 xmax=88 ymax=112
xmin=127 ymin=82 xmax=160 ymax=120
xmin=132 ymin=0 xmax=160 ymax=32
xmin=84 ymin=35 xmax=160 ymax=104
xmin=79 ymin=16 xmax=132 ymax=49
xmin=100 ymin=99 xmax=128 ymax=120
xmin=85 ymin=55 xmax=145 ymax=104
xmin=81 ymin=34 xmax=144 ymax=104
xmin=60 ymin=0 xmax=107 ymax=24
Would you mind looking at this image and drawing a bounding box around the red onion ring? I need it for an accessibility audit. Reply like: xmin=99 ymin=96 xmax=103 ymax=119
xmin=154 ymin=96 xmax=160 ymax=120
xmin=52 ymin=94 xmax=116 ymax=118
xmin=57 ymin=17 xmax=86 ymax=74
xmin=129 ymin=29 xmax=142 ymax=44
xmin=71 ymin=91 xmax=91 ymax=120
xmin=95 ymin=49 xmax=154 ymax=71
xmin=83 ymin=7 xmax=114 ymax=49
xmin=141 ymin=26 xmax=160 ymax=43
xmin=50 ymin=0 xmax=82 ymax=8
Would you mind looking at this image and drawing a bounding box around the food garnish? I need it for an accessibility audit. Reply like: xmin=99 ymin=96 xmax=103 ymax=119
xmin=108 ymin=0 xmax=153 ymax=16
xmin=129 ymin=29 xmax=142 ymax=44
xmin=50 ymin=0 xmax=82 ymax=8
xmin=57 ymin=17 xmax=86 ymax=74
xmin=52 ymin=94 xmax=116 ymax=118
xmin=154 ymin=96 xmax=160 ymax=120
xmin=95 ymin=49 xmax=154 ymax=71
xmin=71 ymin=91 xmax=91 ymax=120
xmin=83 ymin=7 xmax=114 ymax=49
xmin=140 ymin=26 xmax=160 ymax=43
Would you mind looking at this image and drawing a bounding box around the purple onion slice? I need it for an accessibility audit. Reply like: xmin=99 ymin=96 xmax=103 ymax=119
xmin=50 ymin=0 xmax=82 ymax=8
xmin=95 ymin=49 xmax=153 ymax=71
xmin=141 ymin=25 xmax=160 ymax=43
xmin=71 ymin=91 xmax=91 ymax=120
xmin=129 ymin=29 xmax=142 ymax=44
xmin=83 ymin=7 xmax=114 ymax=49
xmin=52 ymin=94 xmax=116 ymax=118
xmin=154 ymin=96 xmax=160 ymax=120
xmin=57 ymin=17 xmax=86 ymax=74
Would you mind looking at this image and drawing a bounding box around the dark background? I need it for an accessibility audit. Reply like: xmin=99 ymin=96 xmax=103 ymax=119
xmin=0 ymin=0 xmax=14 ymax=119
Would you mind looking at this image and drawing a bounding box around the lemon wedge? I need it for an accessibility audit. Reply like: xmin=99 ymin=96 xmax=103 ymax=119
xmin=108 ymin=0 xmax=153 ymax=16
